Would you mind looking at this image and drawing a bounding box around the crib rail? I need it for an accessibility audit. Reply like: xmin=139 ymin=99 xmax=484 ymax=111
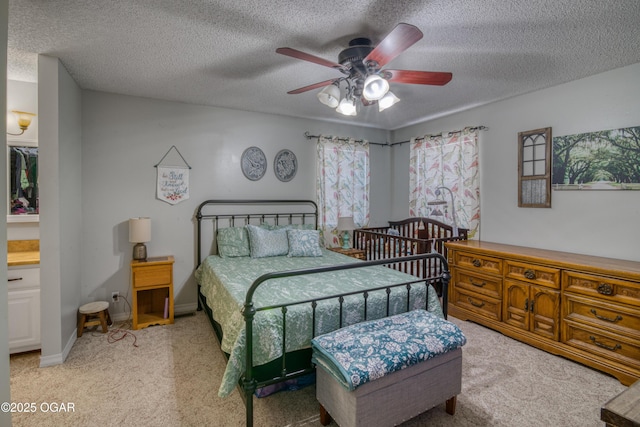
xmin=353 ymin=218 xmax=468 ymax=290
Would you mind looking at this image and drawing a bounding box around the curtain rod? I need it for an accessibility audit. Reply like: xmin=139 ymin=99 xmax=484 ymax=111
xmin=304 ymin=132 xmax=388 ymax=147
xmin=305 ymin=126 xmax=488 ymax=147
xmin=391 ymin=126 xmax=488 ymax=146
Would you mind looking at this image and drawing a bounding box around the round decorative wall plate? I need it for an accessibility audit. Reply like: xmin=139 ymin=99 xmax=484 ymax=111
xmin=274 ymin=149 xmax=297 ymax=182
xmin=241 ymin=146 xmax=267 ymax=181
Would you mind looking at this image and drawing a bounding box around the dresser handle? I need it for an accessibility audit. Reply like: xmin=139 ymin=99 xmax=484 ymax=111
xmin=472 ymin=259 xmax=482 ymax=267
xmin=597 ymin=283 xmax=614 ymax=295
xmin=8 ymin=277 xmax=23 ymax=281
xmin=523 ymin=298 xmax=535 ymax=312
xmin=467 ymin=297 xmax=485 ymax=308
xmin=590 ymin=309 xmax=622 ymax=323
xmin=470 ymin=279 xmax=486 ymax=287
xmin=524 ymin=269 xmax=536 ymax=280
xmin=589 ymin=336 xmax=621 ymax=352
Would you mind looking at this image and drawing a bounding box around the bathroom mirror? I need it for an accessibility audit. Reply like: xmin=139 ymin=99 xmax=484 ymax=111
xmin=7 ymin=140 xmax=39 ymax=222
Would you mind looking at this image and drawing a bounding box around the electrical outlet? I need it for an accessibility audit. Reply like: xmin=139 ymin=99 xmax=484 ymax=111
xmin=111 ymin=291 xmax=120 ymax=303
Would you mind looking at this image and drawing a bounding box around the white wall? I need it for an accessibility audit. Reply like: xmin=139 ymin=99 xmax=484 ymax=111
xmin=80 ymin=91 xmax=389 ymax=317
xmin=1 ymin=1 xmax=13 ymax=424
xmin=391 ymin=62 xmax=640 ymax=262
xmin=38 ymin=55 xmax=83 ymax=365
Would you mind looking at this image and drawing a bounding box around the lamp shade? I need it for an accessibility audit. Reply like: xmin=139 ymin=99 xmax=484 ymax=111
xmin=362 ymin=74 xmax=389 ymax=101
xmin=337 ymin=216 xmax=356 ymax=231
xmin=336 ymin=98 xmax=357 ymax=116
xmin=317 ymin=84 xmax=340 ymax=108
xmin=12 ymin=110 xmax=36 ymax=130
xmin=378 ymin=91 xmax=400 ymax=111
xmin=129 ymin=217 xmax=151 ymax=243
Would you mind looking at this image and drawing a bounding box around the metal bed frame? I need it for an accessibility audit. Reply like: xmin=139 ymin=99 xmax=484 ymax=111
xmin=195 ymin=200 xmax=450 ymax=427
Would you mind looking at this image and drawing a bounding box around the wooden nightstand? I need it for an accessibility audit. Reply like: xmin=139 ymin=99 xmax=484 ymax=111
xmin=328 ymin=247 xmax=366 ymax=260
xmin=131 ymin=256 xmax=174 ymax=330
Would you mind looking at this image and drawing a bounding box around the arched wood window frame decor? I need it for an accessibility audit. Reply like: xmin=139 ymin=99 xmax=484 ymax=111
xmin=518 ymin=127 xmax=552 ymax=208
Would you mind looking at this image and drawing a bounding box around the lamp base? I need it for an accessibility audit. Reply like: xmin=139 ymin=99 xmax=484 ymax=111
xmin=133 ymin=243 xmax=147 ymax=261
xmin=341 ymin=232 xmax=351 ymax=250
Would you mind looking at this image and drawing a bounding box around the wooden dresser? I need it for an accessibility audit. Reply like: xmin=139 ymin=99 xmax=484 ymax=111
xmin=446 ymin=240 xmax=640 ymax=386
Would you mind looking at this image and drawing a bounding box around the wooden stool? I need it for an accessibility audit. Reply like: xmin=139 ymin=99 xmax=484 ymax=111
xmin=77 ymin=301 xmax=112 ymax=337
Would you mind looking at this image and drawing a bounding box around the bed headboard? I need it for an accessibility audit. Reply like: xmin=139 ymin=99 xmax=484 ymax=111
xmin=195 ymin=199 xmax=318 ymax=266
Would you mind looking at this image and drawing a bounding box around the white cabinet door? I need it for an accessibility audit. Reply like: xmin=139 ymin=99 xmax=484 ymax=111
xmin=8 ymin=267 xmax=41 ymax=353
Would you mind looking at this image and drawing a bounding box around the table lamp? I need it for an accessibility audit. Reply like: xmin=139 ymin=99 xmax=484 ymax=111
xmin=129 ymin=217 xmax=151 ymax=261
xmin=337 ymin=216 xmax=356 ymax=250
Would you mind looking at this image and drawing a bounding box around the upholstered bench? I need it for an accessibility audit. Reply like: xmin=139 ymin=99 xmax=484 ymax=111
xmin=311 ymin=309 xmax=466 ymax=427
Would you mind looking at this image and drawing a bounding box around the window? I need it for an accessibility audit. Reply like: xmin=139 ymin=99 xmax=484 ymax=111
xmin=409 ymin=129 xmax=480 ymax=238
xmin=316 ymin=136 xmax=370 ymax=247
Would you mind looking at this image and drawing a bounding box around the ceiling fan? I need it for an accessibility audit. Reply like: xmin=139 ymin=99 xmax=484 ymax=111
xmin=276 ymin=23 xmax=452 ymax=116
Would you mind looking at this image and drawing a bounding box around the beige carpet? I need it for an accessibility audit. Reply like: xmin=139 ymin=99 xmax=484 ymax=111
xmin=10 ymin=311 xmax=626 ymax=426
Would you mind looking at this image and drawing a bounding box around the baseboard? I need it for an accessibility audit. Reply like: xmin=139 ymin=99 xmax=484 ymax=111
xmin=39 ymin=328 xmax=77 ymax=368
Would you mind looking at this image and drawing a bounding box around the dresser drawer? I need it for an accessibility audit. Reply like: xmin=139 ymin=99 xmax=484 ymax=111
xmin=451 ymin=287 xmax=501 ymax=321
xmin=504 ymin=261 xmax=560 ymax=289
xmin=453 ymin=251 xmax=502 ymax=276
xmin=563 ymin=294 xmax=640 ymax=341
xmin=453 ymin=269 xmax=502 ymax=299
xmin=563 ymin=320 xmax=640 ymax=370
xmin=563 ymin=271 xmax=640 ymax=308
xmin=132 ymin=265 xmax=172 ymax=288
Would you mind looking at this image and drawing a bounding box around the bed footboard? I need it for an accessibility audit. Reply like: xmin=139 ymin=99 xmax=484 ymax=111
xmin=242 ymin=253 xmax=450 ymax=427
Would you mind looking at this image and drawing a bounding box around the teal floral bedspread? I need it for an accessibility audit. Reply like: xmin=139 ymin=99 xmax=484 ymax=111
xmin=194 ymin=250 xmax=445 ymax=397
xmin=311 ymin=309 xmax=466 ymax=391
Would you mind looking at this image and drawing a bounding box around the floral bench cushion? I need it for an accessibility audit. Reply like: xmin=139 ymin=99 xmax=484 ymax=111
xmin=311 ymin=309 xmax=466 ymax=391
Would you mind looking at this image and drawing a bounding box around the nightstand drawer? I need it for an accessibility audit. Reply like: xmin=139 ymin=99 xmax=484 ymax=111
xmin=132 ymin=265 xmax=172 ymax=288
xmin=453 ymin=251 xmax=502 ymax=276
xmin=563 ymin=271 xmax=640 ymax=307
xmin=505 ymin=261 xmax=560 ymax=289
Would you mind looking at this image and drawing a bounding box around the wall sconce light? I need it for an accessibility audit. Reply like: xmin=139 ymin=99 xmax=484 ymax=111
xmin=129 ymin=217 xmax=151 ymax=261
xmin=7 ymin=110 xmax=37 ymax=136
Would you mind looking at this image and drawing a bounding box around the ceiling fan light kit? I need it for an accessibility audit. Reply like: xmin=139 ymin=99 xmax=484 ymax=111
xmin=362 ymin=74 xmax=389 ymax=101
xmin=336 ymin=97 xmax=357 ymax=116
xmin=317 ymin=83 xmax=341 ymax=108
xmin=378 ymin=91 xmax=400 ymax=112
xmin=276 ymin=23 xmax=452 ymax=117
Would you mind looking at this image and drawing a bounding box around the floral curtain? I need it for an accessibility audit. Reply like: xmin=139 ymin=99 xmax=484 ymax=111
xmin=316 ymin=136 xmax=370 ymax=247
xmin=409 ymin=129 xmax=480 ymax=238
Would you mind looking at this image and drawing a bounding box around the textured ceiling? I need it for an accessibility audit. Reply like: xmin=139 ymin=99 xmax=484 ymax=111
xmin=7 ymin=0 xmax=640 ymax=130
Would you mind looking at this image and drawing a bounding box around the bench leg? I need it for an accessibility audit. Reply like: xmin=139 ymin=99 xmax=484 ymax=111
xmin=319 ymin=403 xmax=332 ymax=426
xmin=445 ymin=396 xmax=457 ymax=415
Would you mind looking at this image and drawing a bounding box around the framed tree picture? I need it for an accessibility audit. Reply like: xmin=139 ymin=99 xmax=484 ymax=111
xmin=518 ymin=127 xmax=552 ymax=208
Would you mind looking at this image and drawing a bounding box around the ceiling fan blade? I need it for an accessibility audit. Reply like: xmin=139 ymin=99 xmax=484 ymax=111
xmin=276 ymin=47 xmax=346 ymax=72
xmin=385 ymin=70 xmax=452 ymax=86
xmin=287 ymin=79 xmax=338 ymax=94
xmin=364 ymin=23 xmax=423 ymax=68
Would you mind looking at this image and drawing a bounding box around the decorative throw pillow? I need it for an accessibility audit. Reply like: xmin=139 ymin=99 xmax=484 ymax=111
xmin=217 ymin=227 xmax=250 ymax=257
xmin=287 ymin=229 xmax=323 ymax=257
xmin=246 ymin=224 xmax=289 ymax=258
